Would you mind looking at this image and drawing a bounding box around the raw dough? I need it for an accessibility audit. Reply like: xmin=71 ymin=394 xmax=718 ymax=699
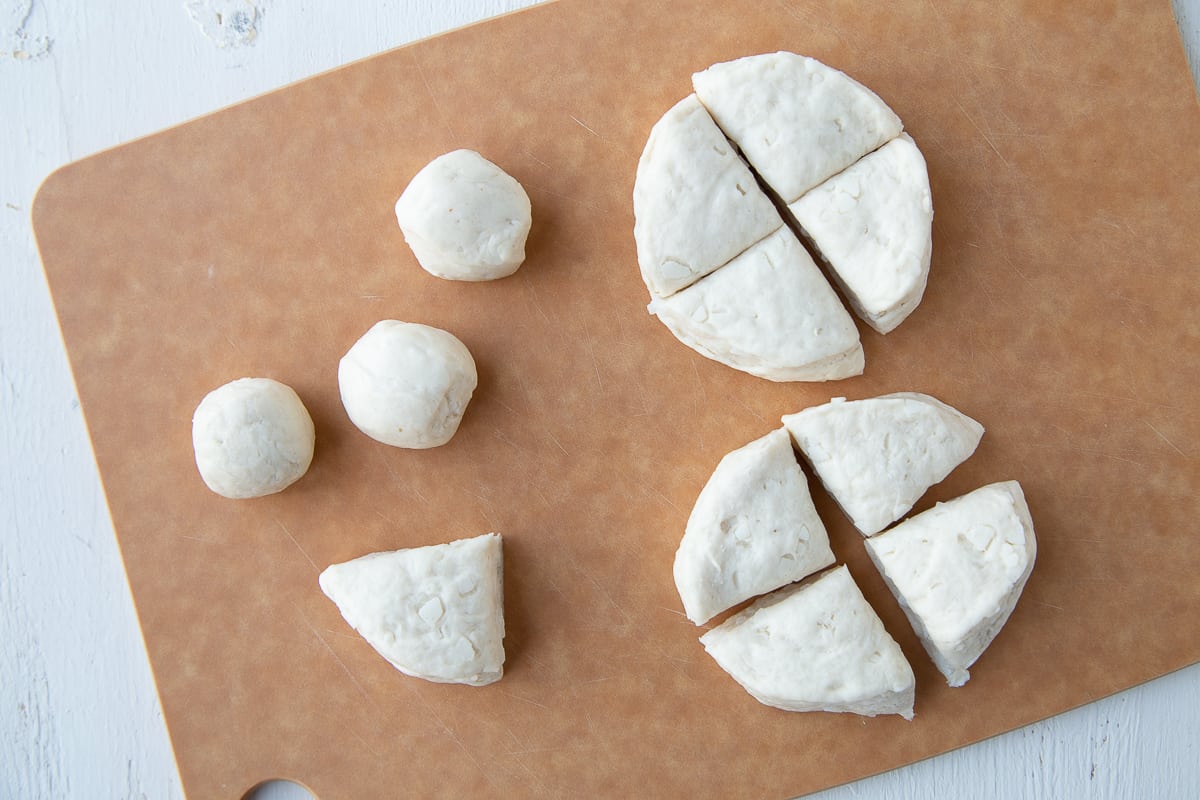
xmin=319 ymin=532 xmax=505 ymax=686
xmin=338 ymin=320 xmax=477 ymax=449
xmin=864 ymin=481 xmax=1036 ymax=687
xmin=700 ymin=565 xmax=915 ymax=719
xmin=648 ymin=226 xmax=863 ymax=382
xmin=789 ymin=134 xmax=933 ymax=334
xmin=693 ymin=51 xmax=903 ymax=203
xmin=394 ymin=149 xmax=532 ymax=282
xmin=634 ymin=94 xmax=781 ymax=298
xmin=782 ymin=393 xmax=984 ymax=536
xmin=673 ymin=428 xmax=835 ymax=625
xmin=191 ymin=377 xmax=315 ymax=500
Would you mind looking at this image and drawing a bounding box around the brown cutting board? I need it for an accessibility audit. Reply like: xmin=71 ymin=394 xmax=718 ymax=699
xmin=32 ymin=0 xmax=1200 ymax=797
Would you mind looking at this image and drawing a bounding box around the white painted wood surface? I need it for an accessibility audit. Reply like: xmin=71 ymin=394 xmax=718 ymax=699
xmin=2 ymin=1 xmax=1197 ymax=798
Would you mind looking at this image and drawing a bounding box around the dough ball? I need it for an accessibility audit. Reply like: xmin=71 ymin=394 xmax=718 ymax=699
xmin=338 ymin=320 xmax=477 ymax=449
xmin=394 ymin=149 xmax=532 ymax=282
xmin=192 ymin=378 xmax=315 ymax=499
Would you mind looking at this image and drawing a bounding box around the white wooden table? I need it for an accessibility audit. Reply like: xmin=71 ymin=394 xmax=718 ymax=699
xmin=3 ymin=2 xmax=1198 ymax=797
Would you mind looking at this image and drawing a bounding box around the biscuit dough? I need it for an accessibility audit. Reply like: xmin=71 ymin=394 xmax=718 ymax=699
xmin=320 ymin=533 xmax=505 ymax=686
xmin=783 ymin=393 xmax=984 ymax=536
xmin=865 ymin=482 xmax=1036 ymax=687
xmin=191 ymin=377 xmax=315 ymax=499
xmin=395 ymin=149 xmax=531 ymax=282
xmin=338 ymin=320 xmax=477 ymax=449
xmin=700 ymin=565 xmax=915 ymax=719
xmin=673 ymin=428 xmax=835 ymax=625
xmin=648 ymin=227 xmax=863 ymax=382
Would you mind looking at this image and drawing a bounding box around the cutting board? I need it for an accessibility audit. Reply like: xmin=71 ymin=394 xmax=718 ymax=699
xmin=32 ymin=0 xmax=1200 ymax=797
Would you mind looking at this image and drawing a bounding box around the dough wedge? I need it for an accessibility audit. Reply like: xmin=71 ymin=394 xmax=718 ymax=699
xmin=693 ymin=51 xmax=902 ymax=203
xmin=649 ymin=226 xmax=863 ymax=382
xmin=633 ymin=94 xmax=782 ymax=298
xmin=782 ymin=393 xmax=984 ymax=535
xmin=319 ymin=533 xmax=505 ymax=686
xmin=789 ymin=134 xmax=933 ymax=334
xmin=674 ymin=428 xmax=835 ymax=625
xmin=865 ymin=482 xmax=1036 ymax=687
xmin=701 ymin=565 xmax=915 ymax=719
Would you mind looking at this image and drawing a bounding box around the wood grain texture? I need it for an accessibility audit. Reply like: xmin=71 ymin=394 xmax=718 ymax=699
xmin=5 ymin=1 xmax=1200 ymax=799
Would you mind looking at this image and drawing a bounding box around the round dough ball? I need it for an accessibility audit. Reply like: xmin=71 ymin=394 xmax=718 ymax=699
xmin=394 ymin=149 xmax=532 ymax=282
xmin=338 ymin=320 xmax=478 ymax=449
xmin=192 ymin=378 xmax=315 ymax=499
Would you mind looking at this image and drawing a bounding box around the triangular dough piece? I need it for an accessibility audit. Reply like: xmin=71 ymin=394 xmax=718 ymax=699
xmin=864 ymin=482 xmax=1036 ymax=687
xmin=674 ymin=428 xmax=836 ymax=625
xmin=633 ymin=94 xmax=782 ymax=298
xmin=700 ymin=565 xmax=915 ymax=719
xmin=789 ymin=134 xmax=933 ymax=334
xmin=693 ymin=52 xmax=903 ymax=204
xmin=648 ymin=226 xmax=864 ymax=382
xmin=782 ymin=393 xmax=984 ymax=535
xmin=318 ymin=533 xmax=505 ymax=686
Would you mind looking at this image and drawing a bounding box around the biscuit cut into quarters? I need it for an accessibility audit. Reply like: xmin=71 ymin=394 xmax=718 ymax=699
xmin=634 ymin=94 xmax=782 ymax=298
xmin=864 ymin=482 xmax=1036 ymax=687
xmin=673 ymin=428 xmax=835 ymax=625
xmin=692 ymin=51 xmax=902 ymax=204
xmin=789 ymin=134 xmax=933 ymax=334
xmin=648 ymin=227 xmax=863 ymax=382
xmin=634 ymin=52 xmax=935 ymax=380
xmin=700 ymin=565 xmax=915 ymax=719
xmin=782 ymin=393 xmax=984 ymax=536
xmin=319 ymin=533 xmax=505 ymax=686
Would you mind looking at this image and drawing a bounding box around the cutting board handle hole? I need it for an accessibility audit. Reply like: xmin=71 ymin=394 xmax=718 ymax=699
xmin=242 ymin=779 xmax=317 ymax=800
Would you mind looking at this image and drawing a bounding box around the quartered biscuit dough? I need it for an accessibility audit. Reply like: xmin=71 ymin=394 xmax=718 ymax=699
xmin=782 ymin=393 xmax=984 ymax=536
xmin=319 ymin=532 xmax=506 ymax=686
xmin=865 ymin=482 xmax=1036 ymax=687
xmin=674 ymin=428 xmax=835 ymax=625
xmin=693 ymin=51 xmax=903 ymax=204
xmin=648 ymin=226 xmax=863 ymax=382
xmin=634 ymin=94 xmax=781 ymax=298
xmin=701 ymin=565 xmax=915 ymax=719
xmin=789 ymin=134 xmax=933 ymax=334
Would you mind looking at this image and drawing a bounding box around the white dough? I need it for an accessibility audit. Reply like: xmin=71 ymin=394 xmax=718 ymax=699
xmin=338 ymin=320 xmax=477 ymax=449
xmin=674 ymin=428 xmax=835 ymax=625
xmin=394 ymin=149 xmax=532 ymax=282
xmin=789 ymin=134 xmax=933 ymax=334
xmin=648 ymin=226 xmax=863 ymax=382
xmin=633 ymin=94 xmax=782 ymax=298
xmin=782 ymin=393 xmax=984 ymax=536
xmin=693 ymin=52 xmax=903 ymax=203
xmin=191 ymin=377 xmax=315 ymax=499
xmin=701 ymin=565 xmax=915 ymax=719
xmin=319 ymin=533 xmax=505 ymax=686
xmin=864 ymin=482 xmax=1036 ymax=688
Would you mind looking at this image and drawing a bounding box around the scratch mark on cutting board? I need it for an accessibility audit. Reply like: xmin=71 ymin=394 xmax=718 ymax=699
xmin=276 ymin=518 xmax=318 ymax=572
xmin=954 ymin=98 xmax=1011 ymax=168
xmin=523 ymin=182 xmax=606 ymax=213
xmin=300 ymin=613 xmax=369 ymax=700
xmin=568 ymin=113 xmax=601 ymax=139
xmin=1144 ymin=420 xmax=1190 ymax=459
xmin=414 ymin=57 xmax=457 ymax=142
xmin=345 ymin=724 xmax=382 ymax=759
xmin=545 ymin=429 xmax=568 ymax=455
xmin=522 ymin=149 xmax=552 ymax=170
xmin=499 ymin=689 xmax=550 ymax=711
xmin=406 ymin=684 xmax=498 ymax=790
